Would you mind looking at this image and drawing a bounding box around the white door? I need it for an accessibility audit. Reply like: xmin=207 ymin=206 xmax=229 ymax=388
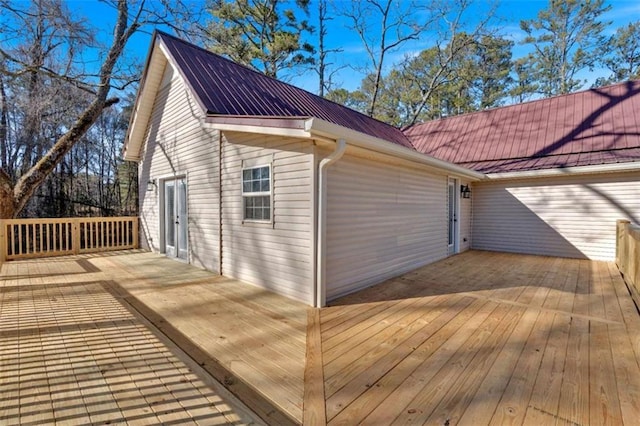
xmin=164 ymin=177 xmax=188 ymax=260
xmin=448 ymin=178 xmax=459 ymax=255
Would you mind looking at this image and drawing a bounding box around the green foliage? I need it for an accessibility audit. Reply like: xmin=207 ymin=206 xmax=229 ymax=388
xmin=325 ymin=88 xmax=368 ymax=114
xmin=340 ymin=33 xmax=513 ymax=127
xmin=510 ymin=57 xmax=538 ymax=102
xmin=519 ymin=0 xmax=611 ymax=96
xmin=595 ymin=21 xmax=640 ymax=86
xmin=205 ymin=0 xmax=315 ymax=78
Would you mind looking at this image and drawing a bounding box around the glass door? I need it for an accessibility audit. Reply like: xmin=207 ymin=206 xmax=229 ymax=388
xmin=448 ymin=178 xmax=458 ymax=254
xmin=163 ymin=177 xmax=187 ymax=260
xmin=164 ymin=180 xmax=176 ymax=257
xmin=177 ymin=178 xmax=188 ymax=260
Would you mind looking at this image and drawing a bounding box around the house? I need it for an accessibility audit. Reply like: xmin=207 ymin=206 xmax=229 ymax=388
xmin=123 ymin=32 xmax=640 ymax=307
xmin=404 ymin=82 xmax=640 ymax=261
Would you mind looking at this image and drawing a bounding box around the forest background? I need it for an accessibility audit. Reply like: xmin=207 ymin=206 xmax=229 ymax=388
xmin=0 ymin=0 xmax=638 ymax=219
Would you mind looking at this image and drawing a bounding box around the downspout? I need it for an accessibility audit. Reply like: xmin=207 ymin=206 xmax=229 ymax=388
xmin=316 ymin=139 xmax=347 ymax=307
xmin=218 ymin=130 xmax=223 ymax=275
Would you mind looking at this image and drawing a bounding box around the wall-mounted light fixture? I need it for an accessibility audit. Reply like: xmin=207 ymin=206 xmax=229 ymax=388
xmin=460 ymin=184 xmax=471 ymax=199
xmin=147 ymin=178 xmax=157 ymax=192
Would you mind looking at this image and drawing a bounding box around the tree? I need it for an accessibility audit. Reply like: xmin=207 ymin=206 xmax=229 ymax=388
xmin=466 ymin=35 xmax=513 ymax=109
xmin=0 ymin=0 xmax=193 ymax=218
xmin=510 ymin=57 xmax=538 ymax=102
xmin=369 ymin=32 xmax=512 ymax=127
xmin=519 ymin=0 xmax=611 ymax=96
xmin=336 ymin=0 xmax=502 ymax=125
xmin=204 ymin=0 xmax=315 ymax=79
xmin=0 ymin=61 xmax=9 ymax=171
xmin=325 ymin=87 xmax=369 ymax=113
xmin=315 ymin=0 xmax=343 ymax=97
xmin=338 ymin=0 xmax=436 ymax=117
xmin=597 ymin=21 xmax=640 ymax=85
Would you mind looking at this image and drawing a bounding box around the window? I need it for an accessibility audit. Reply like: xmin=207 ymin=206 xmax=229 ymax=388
xmin=242 ymin=165 xmax=271 ymax=221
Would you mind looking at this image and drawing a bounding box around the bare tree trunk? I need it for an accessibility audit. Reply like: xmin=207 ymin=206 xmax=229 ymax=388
xmin=339 ymin=0 xmax=430 ymax=118
xmin=19 ymin=0 xmax=46 ymax=177
xmin=317 ymin=0 xmax=326 ymax=97
xmin=0 ymin=0 xmax=135 ymax=218
xmin=0 ymin=73 xmax=8 ymax=170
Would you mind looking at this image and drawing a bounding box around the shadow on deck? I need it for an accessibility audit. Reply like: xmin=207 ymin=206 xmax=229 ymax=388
xmin=314 ymin=250 xmax=640 ymax=425
xmin=3 ymin=249 xmax=640 ymax=425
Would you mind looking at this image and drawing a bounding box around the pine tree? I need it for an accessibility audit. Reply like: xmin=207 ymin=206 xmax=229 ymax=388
xmin=597 ymin=21 xmax=640 ymax=85
xmin=205 ymin=0 xmax=315 ymax=79
xmin=519 ymin=0 xmax=611 ymax=96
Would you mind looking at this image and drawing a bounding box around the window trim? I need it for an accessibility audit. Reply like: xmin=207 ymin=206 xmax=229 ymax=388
xmin=241 ymin=164 xmax=273 ymax=224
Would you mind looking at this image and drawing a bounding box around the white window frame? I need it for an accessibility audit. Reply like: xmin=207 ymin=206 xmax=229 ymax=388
xmin=241 ymin=164 xmax=273 ymax=223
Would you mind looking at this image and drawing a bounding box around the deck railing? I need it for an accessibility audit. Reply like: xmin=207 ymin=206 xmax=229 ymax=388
xmin=0 ymin=216 xmax=138 ymax=262
xmin=616 ymin=219 xmax=640 ymax=304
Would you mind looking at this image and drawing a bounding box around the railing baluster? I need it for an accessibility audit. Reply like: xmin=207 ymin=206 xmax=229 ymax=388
xmin=29 ymin=224 xmax=34 ymax=254
xmin=83 ymin=221 xmax=88 ymax=250
xmin=18 ymin=224 xmax=23 ymax=256
xmin=9 ymin=224 xmax=14 ymax=256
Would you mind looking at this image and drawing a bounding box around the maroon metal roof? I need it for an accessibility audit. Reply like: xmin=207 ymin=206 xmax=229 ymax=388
xmin=157 ymin=32 xmax=413 ymax=148
xmin=404 ymin=81 xmax=640 ymax=173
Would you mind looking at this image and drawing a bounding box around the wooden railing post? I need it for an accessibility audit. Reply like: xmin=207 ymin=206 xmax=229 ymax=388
xmin=133 ymin=217 xmax=139 ymax=249
xmin=0 ymin=220 xmax=5 ymax=264
xmin=630 ymin=225 xmax=639 ymax=291
xmin=617 ymin=219 xmax=640 ymax=308
xmin=72 ymin=218 xmax=81 ymax=255
xmin=617 ymin=219 xmax=630 ymax=274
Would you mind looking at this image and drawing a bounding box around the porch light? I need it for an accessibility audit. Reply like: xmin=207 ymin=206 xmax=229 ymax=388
xmin=147 ymin=178 xmax=157 ymax=192
xmin=460 ymin=184 xmax=471 ymax=199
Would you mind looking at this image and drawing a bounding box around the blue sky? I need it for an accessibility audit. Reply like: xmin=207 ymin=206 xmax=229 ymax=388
xmin=72 ymin=0 xmax=640 ymax=94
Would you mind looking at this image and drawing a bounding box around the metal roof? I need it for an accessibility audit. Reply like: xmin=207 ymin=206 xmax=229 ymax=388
xmin=148 ymin=32 xmax=640 ymax=175
xmin=157 ymin=32 xmax=413 ymax=149
xmin=404 ymin=81 xmax=640 ymax=173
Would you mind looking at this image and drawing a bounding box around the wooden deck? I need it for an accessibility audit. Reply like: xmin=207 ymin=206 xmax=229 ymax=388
xmin=3 ymin=249 xmax=640 ymax=425
xmin=87 ymin=251 xmax=308 ymax=425
xmin=316 ymin=250 xmax=640 ymax=425
xmin=0 ymin=253 xmax=261 ymax=425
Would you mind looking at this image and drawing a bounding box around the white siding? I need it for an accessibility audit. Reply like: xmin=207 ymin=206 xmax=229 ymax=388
xmin=472 ymin=172 xmax=640 ymax=260
xmin=138 ymin=65 xmax=221 ymax=272
xmin=220 ymin=132 xmax=314 ymax=304
xmin=325 ymin=153 xmax=449 ymax=300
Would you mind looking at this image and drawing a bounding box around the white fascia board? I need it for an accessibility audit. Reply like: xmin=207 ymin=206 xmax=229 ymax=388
xmin=123 ymin=41 xmax=168 ymax=162
xmin=204 ymin=116 xmax=312 ymax=139
xmin=486 ymin=160 xmax=640 ymax=180
xmin=207 ymin=122 xmax=311 ymax=138
xmin=307 ymin=117 xmax=486 ymax=181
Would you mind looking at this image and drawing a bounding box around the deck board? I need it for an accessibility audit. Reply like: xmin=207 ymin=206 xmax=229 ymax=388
xmin=322 ymin=250 xmax=640 ymax=426
xmin=337 ymin=297 xmax=485 ymax=425
xmin=91 ymin=252 xmax=307 ymax=425
xmin=0 ymin=253 xmax=260 ymax=426
xmin=4 ymin=249 xmax=640 ymax=425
